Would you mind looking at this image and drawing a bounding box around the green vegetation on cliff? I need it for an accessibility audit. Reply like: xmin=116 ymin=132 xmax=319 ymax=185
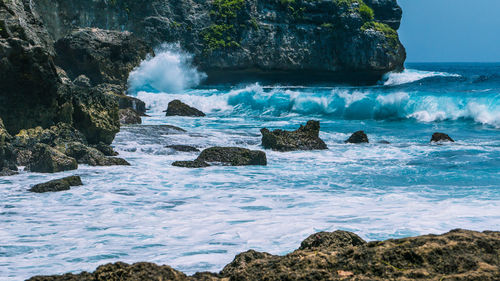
xmin=361 ymin=21 xmax=399 ymax=48
xmin=203 ymin=0 xmax=244 ymax=52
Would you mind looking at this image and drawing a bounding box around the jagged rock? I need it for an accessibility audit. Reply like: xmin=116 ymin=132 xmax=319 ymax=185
xmin=172 ymin=160 xmax=210 ymax=168
xmin=13 ymin=123 xmax=87 ymax=148
xmin=28 ymin=229 xmax=500 ymax=281
xmin=119 ymin=108 xmax=142 ymax=125
xmin=167 ymin=145 xmax=200 ymax=152
xmin=198 ymin=147 xmax=267 ymax=166
xmin=166 ymin=100 xmax=205 ymax=117
xmin=345 ymin=130 xmax=369 ymax=144
xmin=29 ymin=175 xmax=83 ymax=193
xmin=261 ymin=120 xmax=327 ymax=151
xmin=431 ymin=132 xmax=455 ymax=143
xmin=298 ymin=230 xmax=366 ymax=251
xmin=0 ymin=118 xmax=18 ymax=175
xmin=62 ymin=142 xmax=129 ymax=166
xmin=91 ymin=142 xmax=118 ymax=156
xmin=54 ymin=28 xmax=152 ymax=87
xmin=28 ymin=144 xmax=78 ymax=173
xmin=116 ymin=94 xmax=147 ymax=116
xmin=73 ymin=75 xmax=91 ymax=88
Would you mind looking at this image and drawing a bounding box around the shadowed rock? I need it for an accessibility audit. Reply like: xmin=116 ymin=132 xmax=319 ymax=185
xmin=62 ymin=142 xmax=129 ymax=166
xmin=0 ymin=118 xmax=18 ymax=176
xmin=345 ymin=131 xmax=369 ymax=143
xmin=28 ymin=229 xmax=500 ymax=281
xmin=431 ymin=132 xmax=455 ymax=143
xmin=261 ymin=120 xmax=327 ymax=151
xmin=173 ymin=147 xmax=267 ymax=168
xmin=119 ymin=108 xmax=142 ymax=125
xmin=29 ymin=175 xmax=82 ymax=193
xmin=167 ymin=145 xmax=200 ymax=152
xmin=91 ymin=142 xmax=118 ymax=156
xmin=165 ymin=100 xmax=205 ymax=117
xmin=28 ymin=144 xmax=78 ymax=173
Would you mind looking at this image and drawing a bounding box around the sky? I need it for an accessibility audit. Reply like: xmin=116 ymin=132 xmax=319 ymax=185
xmin=398 ymin=0 xmax=500 ymax=62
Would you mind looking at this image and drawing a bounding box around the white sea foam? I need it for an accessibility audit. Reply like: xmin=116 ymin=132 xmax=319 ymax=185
xmin=382 ymin=69 xmax=461 ymax=86
xmin=128 ymin=43 xmax=207 ymax=94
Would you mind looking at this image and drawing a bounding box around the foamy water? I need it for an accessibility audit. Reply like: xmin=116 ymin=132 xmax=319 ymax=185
xmin=1 ymin=60 xmax=499 ymax=280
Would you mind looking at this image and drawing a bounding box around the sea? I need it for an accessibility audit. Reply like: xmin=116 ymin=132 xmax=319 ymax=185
xmin=1 ymin=48 xmax=499 ymax=280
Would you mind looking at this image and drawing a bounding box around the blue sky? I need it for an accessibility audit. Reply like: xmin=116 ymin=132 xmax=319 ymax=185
xmin=398 ymin=0 xmax=500 ymax=62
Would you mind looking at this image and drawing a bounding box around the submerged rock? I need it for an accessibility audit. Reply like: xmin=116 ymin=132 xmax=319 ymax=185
xmin=29 ymin=229 xmax=500 ymax=281
xmin=28 ymin=144 xmax=78 ymax=173
xmin=345 ymin=131 xmax=369 ymax=144
xmin=119 ymin=108 xmax=142 ymax=125
xmin=29 ymin=175 xmax=83 ymax=193
xmin=167 ymin=145 xmax=200 ymax=152
xmin=165 ymin=100 xmax=206 ymax=117
xmin=431 ymin=132 xmax=455 ymax=143
xmin=173 ymin=147 xmax=267 ymax=168
xmin=261 ymin=120 xmax=327 ymax=151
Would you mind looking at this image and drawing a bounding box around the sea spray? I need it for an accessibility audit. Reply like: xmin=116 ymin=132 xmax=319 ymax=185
xmin=128 ymin=43 xmax=206 ymax=94
xmin=382 ymin=69 xmax=461 ymax=86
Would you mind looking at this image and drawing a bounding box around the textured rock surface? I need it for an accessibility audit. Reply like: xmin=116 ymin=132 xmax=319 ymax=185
xmin=173 ymin=147 xmax=267 ymax=168
xmin=172 ymin=160 xmax=211 ymax=168
xmin=261 ymin=120 xmax=327 ymax=151
xmin=166 ymin=100 xmax=206 ymax=117
xmin=345 ymin=130 xmax=369 ymax=143
xmin=0 ymin=118 xmax=18 ymax=175
xmin=431 ymin=132 xmax=455 ymax=143
xmin=29 ymin=229 xmax=500 ymax=281
xmin=34 ymin=0 xmax=406 ymax=84
xmin=29 ymin=175 xmax=83 ymax=193
xmin=119 ymin=108 xmax=142 ymax=125
xmin=28 ymin=144 xmax=78 ymax=173
xmin=62 ymin=142 xmax=130 ymax=166
xmin=167 ymin=145 xmax=200 ymax=152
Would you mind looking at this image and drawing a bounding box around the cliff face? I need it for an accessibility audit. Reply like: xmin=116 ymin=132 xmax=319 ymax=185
xmin=34 ymin=0 xmax=406 ymax=83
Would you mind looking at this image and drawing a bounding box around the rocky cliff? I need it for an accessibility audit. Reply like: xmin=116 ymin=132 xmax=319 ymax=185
xmin=34 ymin=0 xmax=406 ymax=83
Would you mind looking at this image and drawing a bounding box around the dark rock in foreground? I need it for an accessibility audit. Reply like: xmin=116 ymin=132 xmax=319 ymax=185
xmin=167 ymin=145 xmax=200 ymax=152
xmin=345 ymin=131 xmax=369 ymax=144
xmin=119 ymin=108 xmax=142 ymax=125
xmin=166 ymin=100 xmax=205 ymax=117
xmin=28 ymin=229 xmax=500 ymax=281
xmin=431 ymin=132 xmax=455 ymax=143
xmin=29 ymin=175 xmax=82 ymax=193
xmin=28 ymin=144 xmax=78 ymax=173
xmin=261 ymin=120 xmax=327 ymax=151
xmin=0 ymin=118 xmax=18 ymax=176
xmin=173 ymin=147 xmax=267 ymax=168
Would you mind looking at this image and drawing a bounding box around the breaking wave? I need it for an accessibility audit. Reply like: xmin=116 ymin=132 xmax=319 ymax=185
xmin=382 ymin=69 xmax=461 ymax=86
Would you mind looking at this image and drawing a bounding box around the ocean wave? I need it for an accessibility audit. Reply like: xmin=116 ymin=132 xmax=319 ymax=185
xmin=382 ymin=69 xmax=461 ymax=86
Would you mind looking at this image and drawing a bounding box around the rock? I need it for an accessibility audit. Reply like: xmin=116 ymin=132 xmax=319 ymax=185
xmin=91 ymin=142 xmax=118 ymax=156
xmin=166 ymin=100 xmax=205 ymax=117
xmin=13 ymin=123 xmax=87 ymax=148
xmin=116 ymin=94 xmax=147 ymax=116
xmin=261 ymin=120 xmax=327 ymax=151
xmin=35 ymin=0 xmax=406 ymax=84
xmin=172 ymin=160 xmax=210 ymax=168
xmin=73 ymin=75 xmax=91 ymax=88
xmin=119 ymin=108 xmax=142 ymax=125
xmin=0 ymin=118 xmax=18 ymax=175
xmin=298 ymin=230 xmax=366 ymax=251
xmin=378 ymin=140 xmax=391 ymax=144
xmin=54 ymin=28 xmax=152 ymax=87
xmin=431 ymin=132 xmax=455 ymax=143
xmin=28 ymin=144 xmax=78 ymax=173
xmin=167 ymin=145 xmax=200 ymax=152
xmin=29 ymin=175 xmax=83 ymax=193
xmin=198 ymin=147 xmax=267 ymax=166
xmin=62 ymin=142 xmax=129 ymax=166
xmin=29 ymin=229 xmax=500 ymax=281
xmin=345 ymin=130 xmax=369 ymax=143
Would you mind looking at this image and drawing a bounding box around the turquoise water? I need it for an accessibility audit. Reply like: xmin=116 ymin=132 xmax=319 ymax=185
xmin=1 ymin=62 xmax=499 ymax=279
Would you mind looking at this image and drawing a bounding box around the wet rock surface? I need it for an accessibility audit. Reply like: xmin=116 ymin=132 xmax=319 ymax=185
xmin=119 ymin=108 xmax=142 ymax=125
xmin=431 ymin=132 xmax=455 ymax=143
xmin=173 ymin=147 xmax=267 ymax=168
xmin=0 ymin=118 xmax=18 ymax=176
xmin=62 ymin=142 xmax=129 ymax=166
xmin=261 ymin=120 xmax=327 ymax=151
xmin=29 ymin=175 xmax=83 ymax=193
xmin=345 ymin=130 xmax=369 ymax=144
xmin=167 ymin=145 xmax=200 ymax=152
xmin=29 ymin=229 xmax=500 ymax=281
xmin=166 ymin=100 xmax=206 ymax=117
xmin=27 ymin=144 xmax=78 ymax=173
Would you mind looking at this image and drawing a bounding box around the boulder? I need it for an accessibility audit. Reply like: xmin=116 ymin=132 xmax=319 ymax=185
xmin=29 ymin=175 xmax=83 ymax=193
xmin=73 ymin=75 xmax=91 ymax=88
xmin=431 ymin=132 xmax=455 ymax=143
xmin=298 ymin=231 xmax=366 ymax=251
xmin=165 ymin=100 xmax=205 ymax=117
xmin=119 ymin=108 xmax=142 ymax=125
xmin=13 ymin=123 xmax=87 ymax=148
xmin=62 ymin=142 xmax=129 ymax=166
xmin=173 ymin=147 xmax=267 ymax=168
xmin=91 ymin=142 xmax=118 ymax=156
xmin=167 ymin=145 xmax=200 ymax=152
xmin=54 ymin=28 xmax=152 ymax=87
xmin=345 ymin=130 xmax=369 ymax=144
xmin=172 ymin=160 xmax=210 ymax=168
xmin=261 ymin=120 xmax=327 ymax=151
xmin=115 ymin=94 xmax=147 ymax=116
xmin=28 ymin=144 xmax=78 ymax=173
xmin=0 ymin=118 xmax=18 ymax=175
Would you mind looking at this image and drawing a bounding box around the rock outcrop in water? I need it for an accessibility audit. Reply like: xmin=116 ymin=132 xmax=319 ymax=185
xmin=173 ymin=147 xmax=267 ymax=167
xmin=0 ymin=118 xmax=18 ymax=176
xmin=261 ymin=120 xmax=327 ymax=151
xmin=431 ymin=132 xmax=455 ymax=143
xmin=33 ymin=0 xmax=406 ymax=84
xmin=345 ymin=130 xmax=369 ymax=143
xmin=119 ymin=108 xmax=142 ymax=125
xmin=28 ymin=229 xmax=500 ymax=281
xmin=29 ymin=175 xmax=83 ymax=193
xmin=166 ymin=100 xmax=206 ymax=117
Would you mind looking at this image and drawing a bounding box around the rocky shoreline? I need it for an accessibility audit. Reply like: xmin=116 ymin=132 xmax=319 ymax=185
xmin=28 ymin=229 xmax=500 ymax=280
